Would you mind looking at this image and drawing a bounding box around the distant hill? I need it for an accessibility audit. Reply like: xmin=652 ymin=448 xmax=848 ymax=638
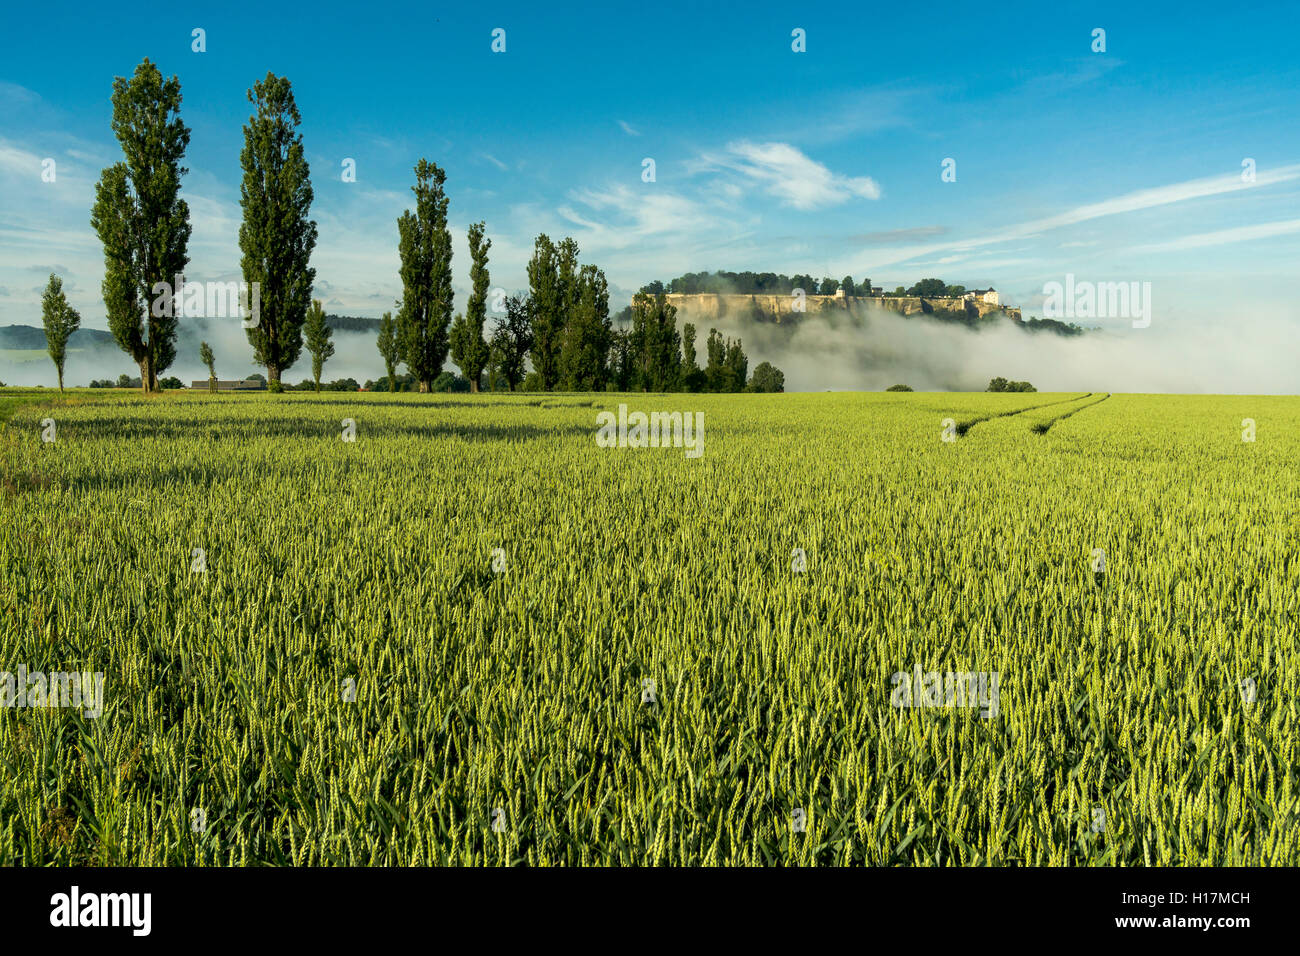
xmin=0 ymin=316 xmax=378 ymax=353
xmin=0 ymin=325 xmax=116 ymax=350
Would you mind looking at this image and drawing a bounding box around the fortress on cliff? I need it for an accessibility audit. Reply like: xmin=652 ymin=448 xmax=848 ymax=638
xmin=662 ymin=289 xmax=1020 ymax=323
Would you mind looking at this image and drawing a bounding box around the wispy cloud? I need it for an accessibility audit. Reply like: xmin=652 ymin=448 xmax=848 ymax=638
xmin=692 ymin=141 xmax=881 ymax=210
xmin=1128 ymin=218 xmax=1300 ymax=253
xmin=840 ymin=163 xmax=1300 ymax=273
xmin=851 ymin=226 xmax=947 ymax=244
xmin=557 ymin=183 xmax=727 ymax=248
xmin=618 ymin=120 xmax=639 ymax=137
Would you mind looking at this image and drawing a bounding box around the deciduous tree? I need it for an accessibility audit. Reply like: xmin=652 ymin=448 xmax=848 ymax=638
xmin=491 ymin=295 xmax=533 ymax=391
xmin=303 ymin=299 xmax=334 ymax=391
xmin=90 ymin=58 xmax=192 ymax=393
xmin=448 ymin=221 xmax=492 ymax=392
xmin=40 ymin=274 xmax=80 ymax=392
xmin=199 ymin=340 xmax=216 ymax=390
xmin=239 ymin=73 xmax=318 ymax=387
xmin=396 ymin=159 xmax=454 ymax=392
xmin=376 ymin=311 xmax=401 ymax=392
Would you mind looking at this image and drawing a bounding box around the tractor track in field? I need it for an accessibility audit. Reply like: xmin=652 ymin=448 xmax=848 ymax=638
xmin=1030 ymin=392 xmax=1111 ymax=434
xmin=955 ymin=392 xmax=1092 ymax=436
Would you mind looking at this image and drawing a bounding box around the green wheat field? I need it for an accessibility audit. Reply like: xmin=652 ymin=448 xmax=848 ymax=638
xmin=0 ymin=389 xmax=1296 ymax=865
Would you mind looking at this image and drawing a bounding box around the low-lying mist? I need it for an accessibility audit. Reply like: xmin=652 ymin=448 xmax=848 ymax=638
xmin=4 ymin=305 xmax=1296 ymax=394
xmin=687 ymin=305 xmax=1300 ymax=394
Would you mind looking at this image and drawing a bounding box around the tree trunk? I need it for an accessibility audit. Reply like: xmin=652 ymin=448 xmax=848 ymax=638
xmin=57 ymin=367 xmax=64 ymax=393
xmin=419 ymin=379 xmax=431 ymax=393
xmin=470 ymin=378 xmax=480 ymax=393
xmin=268 ymin=365 xmax=281 ymax=385
xmin=139 ymin=357 xmax=152 ymax=394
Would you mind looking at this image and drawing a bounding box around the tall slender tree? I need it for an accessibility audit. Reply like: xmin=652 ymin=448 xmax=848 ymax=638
xmin=303 ymin=299 xmax=334 ymax=391
xmin=680 ymin=322 xmax=705 ymax=392
xmin=608 ymin=327 xmax=633 ymax=391
xmin=448 ymin=221 xmax=491 ymax=392
xmin=90 ymin=58 xmax=192 ymax=393
xmin=376 ymin=310 xmax=401 ymax=392
xmin=239 ymin=73 xmax=317 ymax=388
xmin=199 ymin=341 xmax=217 ymax=391
xmin=526 ymin=235 xmax=562 ymax=390
xmin=396 ymin=159 xmax=453 ymax=392
xmin=40 ymin=274 xmax=80 ymax=392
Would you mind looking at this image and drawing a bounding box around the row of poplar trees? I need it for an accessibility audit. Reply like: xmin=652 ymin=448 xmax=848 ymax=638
xmin=90 ymin=59 xmax=317 ymax=392
xmin=87 ymin=58 xmax=758 ymax=395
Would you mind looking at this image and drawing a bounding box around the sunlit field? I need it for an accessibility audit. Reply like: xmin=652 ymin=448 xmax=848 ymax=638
xmin=1 ymin=390 xmax=1296 ymax=865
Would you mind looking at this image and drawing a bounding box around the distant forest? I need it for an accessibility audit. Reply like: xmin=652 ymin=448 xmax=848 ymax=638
xmin=324 ymin=315 xmax=382 ymax=333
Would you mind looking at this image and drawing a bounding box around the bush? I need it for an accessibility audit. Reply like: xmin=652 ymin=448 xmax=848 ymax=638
xmin=885 ymin=384 xmax=913 ymax=392
xmin=521 ymin=372 xmax=542 ymax=392
xmin=159 ymin=376 xmax=184 ymax=389
xmin=268 ymin=381 xmax=284 ymax=393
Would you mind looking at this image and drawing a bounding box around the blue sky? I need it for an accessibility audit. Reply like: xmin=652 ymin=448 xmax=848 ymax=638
xmin=2 ymin=0 xmax=1299 ymax=334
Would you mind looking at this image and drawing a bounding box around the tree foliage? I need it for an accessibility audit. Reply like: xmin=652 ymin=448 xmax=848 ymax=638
xmin=490 ymin=295 xmax=534 ymax=392
xmin=396 ymin=159 xmax=454 ymax=392
xmin=987 ymin=377 xmax=1036 ymax=393
xmin=746 ymin=361 xmax=784 ymax=393
xmin=375 ymin=311 xmax=402 ymax=392
xmin=90 ymin=58 xmax=192 ymax=393
xmin=199 ymin=340 xmax=216 ymax=390
xmin=559 ymin=264 xmax=611 ymax=390
xmin=239 ymin=73 xmax=317 ymax=385
xmin=40 ymin=274 xmax=80 ymax=392
xmin=448 ymin=221 xmax=492 ymax=392
xmin=303 ymin=299 xmax=334 ymax=391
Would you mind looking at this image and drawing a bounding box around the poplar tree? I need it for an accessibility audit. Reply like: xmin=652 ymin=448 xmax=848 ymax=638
xmin=376 ymin=311 xmax=401 ymax=392
xmin=448 ymin=221 xmax=491 ymax=392
xmin=303 ymin=299 xmax=334 ymax=391
xmin=239 ymin=73 xmax=317 ymax=388
xmin=40 ymin=274 xmax=80 ymax=392
xmin=526 ymin=235 xmax=561 ymax=390
xmin=396 ymin=159 xmax=453 ymax=392
xmin=199 ymin=341 xmax=217 ymax=390
xmin=90 ymin=58 xmax=191 ymax=393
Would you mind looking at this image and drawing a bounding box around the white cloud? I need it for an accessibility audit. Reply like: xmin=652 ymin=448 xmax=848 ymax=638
xmin=618 ymin=120 xmax=640 ymax=137
xmin=694 ymin=141 xmax=881 ymax=210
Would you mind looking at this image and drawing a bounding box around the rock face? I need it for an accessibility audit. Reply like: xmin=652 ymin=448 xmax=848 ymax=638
xmin=662 ymin=293 xmax=1020 ymax=323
